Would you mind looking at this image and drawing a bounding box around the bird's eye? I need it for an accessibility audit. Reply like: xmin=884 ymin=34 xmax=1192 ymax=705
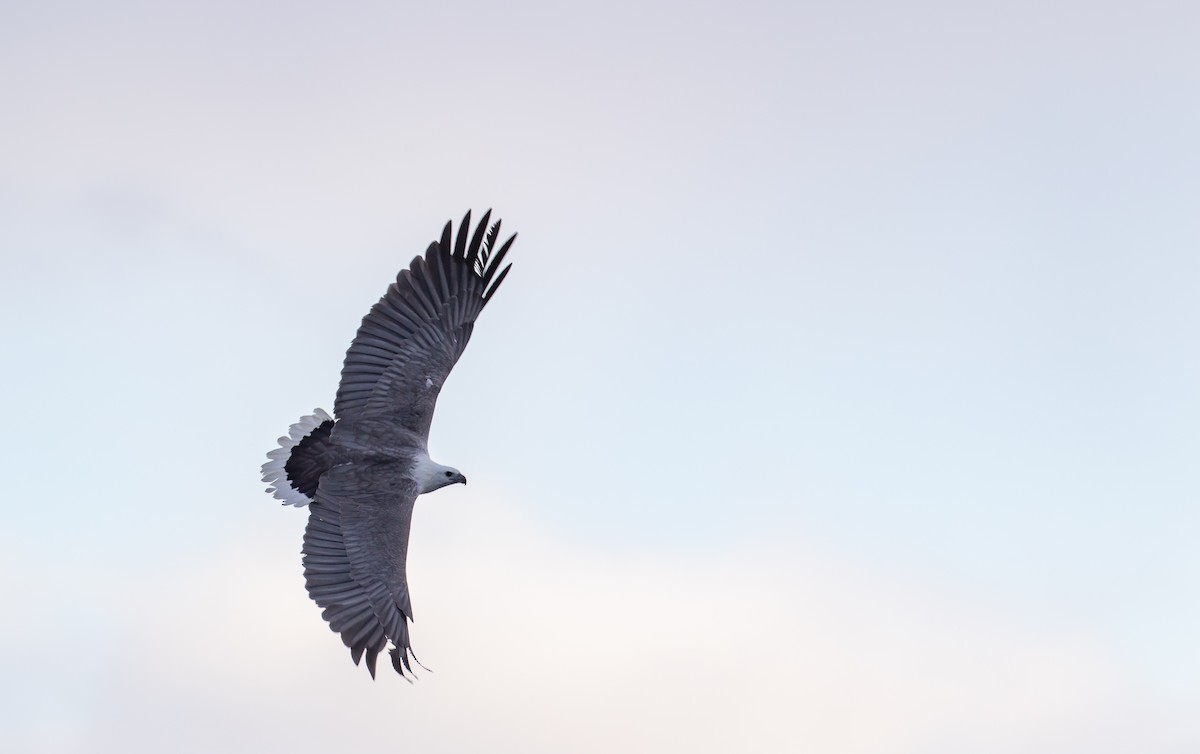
xmin=444 ymin=471 xmax=453 ymax=477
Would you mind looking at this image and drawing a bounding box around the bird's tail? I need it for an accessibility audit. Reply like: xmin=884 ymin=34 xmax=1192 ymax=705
xmin=262 ymin=409 xmax=337 ymax=507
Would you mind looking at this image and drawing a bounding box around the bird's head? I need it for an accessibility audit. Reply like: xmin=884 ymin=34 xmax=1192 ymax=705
xmin=437 ymin=467 xmax=468 ymax=490
xmin=414 ymin=457 xmax=467 ymax=494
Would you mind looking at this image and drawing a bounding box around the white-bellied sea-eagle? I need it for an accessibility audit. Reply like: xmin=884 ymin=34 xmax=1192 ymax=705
xmin=261 ymin=210 xmax=516 ymax=679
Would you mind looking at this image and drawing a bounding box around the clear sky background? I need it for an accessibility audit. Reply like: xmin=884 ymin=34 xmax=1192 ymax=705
xmin=2 ymin=1 xmax=1197 ymax=752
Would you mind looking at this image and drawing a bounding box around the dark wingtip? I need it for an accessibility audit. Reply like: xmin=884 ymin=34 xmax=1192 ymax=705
xmin=390 ymin=647 xmax=416 ymax=684
xmin=410 ymin=650 xmax=433 ymax=674
xmin=453 ymin=210 xmax=472 ymax=259
xmin=485 ymin=219 xmax=501 ymax=254
xmin=483 ymin=262 xmax=513 ymax=304
xmin=475 ymin=218 xmax=502 ymax=275
xmin=439 ymin=220 xmax=452 ymax=256
xmin=482 ymin=231 xmax=517 ymax=287
xmin=466 ymin=208 xmax=492 ymax=265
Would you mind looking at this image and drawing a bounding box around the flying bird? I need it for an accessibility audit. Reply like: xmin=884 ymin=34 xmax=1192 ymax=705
xmin=261 ymin=210 xmax=516 ymax=679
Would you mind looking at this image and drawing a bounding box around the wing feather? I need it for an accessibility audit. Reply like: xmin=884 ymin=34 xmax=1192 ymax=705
xmin=465 ymin=209 xmax=491 ymax=265
xmin=453 ymin=209 xmax=471 ymax=259
xmin=302 ymin=463 xmax=420 ymax=678
xmin=482 ymin=233 xmax=516 ymax=287
xmin=438 ymin=222 xmax=452 ymax=263
xmin=332 ymin=211 xmax=518 ymax=436
xmin=484 ymin=263 xmax=513 ymax=304
xmin=405 ymin=258 xmax=440 ymax=320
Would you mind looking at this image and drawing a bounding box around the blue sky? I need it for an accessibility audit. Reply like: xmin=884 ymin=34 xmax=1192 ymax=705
xmin=2 ymin=1 xmax=1198 ymax=752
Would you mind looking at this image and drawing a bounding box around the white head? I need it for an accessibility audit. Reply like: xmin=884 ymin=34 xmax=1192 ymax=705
xmin=413 ymin=455 xmax=467 ymax=494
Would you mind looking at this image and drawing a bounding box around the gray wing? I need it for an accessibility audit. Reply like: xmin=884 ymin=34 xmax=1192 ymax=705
xmin=333 ymin=210 xmax=515 ymax=438
xmin=302 ymin=462 xmax=422 ymax=678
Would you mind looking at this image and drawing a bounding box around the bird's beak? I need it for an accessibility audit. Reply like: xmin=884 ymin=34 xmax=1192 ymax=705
xmin=460 ymin=475 xmax=468 ymax=486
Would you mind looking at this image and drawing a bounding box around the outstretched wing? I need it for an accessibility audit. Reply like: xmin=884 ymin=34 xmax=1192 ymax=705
xmin=302 ymin=462 xmax=422 ymax=678
xmin=333 ymin=210 xmax=515 ymax=439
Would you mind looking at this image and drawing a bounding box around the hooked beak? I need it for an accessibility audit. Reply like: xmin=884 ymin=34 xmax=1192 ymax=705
xmin=459 ymin=474 xmax=468 ymax=486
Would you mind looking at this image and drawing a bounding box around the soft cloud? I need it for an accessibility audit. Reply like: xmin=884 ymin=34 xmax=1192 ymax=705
xmin=8 ymin=492 xmax=1177 ymax=754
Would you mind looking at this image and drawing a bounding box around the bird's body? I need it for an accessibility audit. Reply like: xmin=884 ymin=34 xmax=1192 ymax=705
xmin=262 ymin=211 xmax=515 ymax=678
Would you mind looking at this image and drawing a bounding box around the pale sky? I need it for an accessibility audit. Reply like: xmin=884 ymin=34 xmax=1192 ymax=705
xmin=2 ymin=1 xmax=1198 ymax=752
